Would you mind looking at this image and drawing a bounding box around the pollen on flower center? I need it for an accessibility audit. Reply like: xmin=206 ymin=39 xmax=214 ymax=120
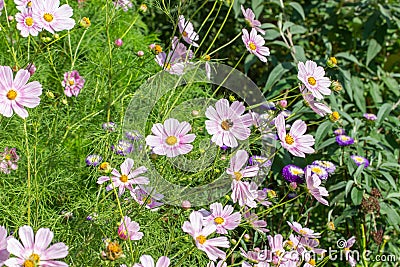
xmin=43 ymin=13 xmax=54 ymax=22
xmin=311 ymin=167 xmax=323 ymax=175
xmin=68 ymin=79 xmax=75 ymax=86
xmin=166 ymin=136 xmax=177 ymax=145
xmin=6 ymin=90 xmax=17 ymax=100
xmin=120 ymin=174 xmax=128 ymax=183
xmin=248 ymin=41 xmax=257 ymax=51
xmin=285 ymin=134 xmax=295 ymax=145
xmin=299 ymin=229 xmax=307 ymax=235
xmin=23 ymin=253 xmax=40 ymax=267
xmin=308 ymin=77 xmax=317 ymax=86
xmin=308 ymin=259 xmax=316 ymax=266
xmin=286 ymin=240 xmax=294 ymax=247
xmin=5 ymin=155 xmax=11 ymax=160
xmin=233 ymin=171 xmax=243 ymax=181
xmin=25 ymin=17 xmax=33 ymax=26
xmin=214 ymin=217 xmax=225 ymax=224
xmin=196 ymin=235 xmax=207 ymax=244
xmin=221 ymin=119 xmax=233 ymax=131
xmin=182 ymin=31 xmax=188 ymax=37
xmin=23 ymin=260 xmax=35 ymax=267
xmin=164 ymin=63 xmax=171 ymax=70
xmin=27 ymin=1 xmax=32 ymax=7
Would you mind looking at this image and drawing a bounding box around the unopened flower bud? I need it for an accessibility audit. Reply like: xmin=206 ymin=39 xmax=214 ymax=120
xmin=331 ymin=80 xmax=343 ymax=92
xmin=327 ymin=57 xmax=338 ymax=68
xmin=115 ymin=38 xmax=123 ymax=47
xmin=46 ymin=91 xmax=55 ymax=99
xmin=139 ymin=3 xmax=147 ymax=12
xmin=329 ymin=111 xmax=340 ymax=122
xmin=137 ymin=50 xmax=144 ymax=57
xmin=279 ymin=99 xmax=287 ymax=108
xmin=244 ymin=234 xmax=251 ymax=242
xmin=181 ymin=200 xmax=191 ymax=209
xmin=80 ymin=17 xmax=91 ymax=28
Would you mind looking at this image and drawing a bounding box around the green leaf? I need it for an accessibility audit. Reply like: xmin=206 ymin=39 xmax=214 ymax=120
xmin=264 ymin=29 xmax=281 ymax=40
xmin=244 ymin=54 xmax=257 ymax=74
xmin=351 ymin=187 xmax=363 ymax=205
xmin=381 ymin=76 xmax=400 ymax=96
xmin=386 ymin=192 xmax=400 ymax=199
xmin=289 ymin=2 xmax=305 ymax=20
xmin=369 ymin=82 xmax=382 ymax=104
xmin=345 ymin=180 xmax=354 ymax=197
xmin=263 ymin=62 xmax=294 ymax=92
xmin=261 ymin=23 xmax=279 ymax=29
xmin=351 ymin=76 xmax=366 ymax=113
xmin=292 ymin=45 xmax=306 ymax=62
xmin=335 ymin=52 xmax=362 ymax=66
xmin=366 ymin=39 xmax=382 ymax=66
xmin=353 ymin=164 xmax=365 ymax=184
xmin=317 ymin=137 xmax=336 ymax=150
xmin=381 ymin=202 xmax=400 ymax=231
xmin=290 ymin=25 xmax=307 ymax=35
xmin=376 ymin=103 xmax=392 ymax=127
xmin=251 ymin=0 xmax=264 ymax=18
xmin=315 ymin=121 xmax=332 ymax=149
xmin=380 ymin=171 xmax=397 ymax=190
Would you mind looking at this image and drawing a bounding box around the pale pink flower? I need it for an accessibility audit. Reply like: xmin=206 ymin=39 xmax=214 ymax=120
xmin=130 ymin=186 xmax=164 ymax=210
xmin=287 ymin=221 xmax=321 ymax=238
xmin=62 ymin=70 xmax=85 ymax=97
xmin=297 ymin=60 xmax=331 ymax=100
xmin=0 ymin=0 xmax=4 ymax=16
xmin=242 ymin=28 xmax=270 ymax=62
xmin=182 ymin=211 xmax=230 ymax=261
xmin=118 ymin=216 xmax=143 ymax=241
xmin=241 ymin=5 xmax=265 ymax=34
xmin=178 ymin=15 xmax=199 ymax=47
xmin=4 ymin=225 xmax=68 ymax=267
xmin=275 ymin=113 xmax=315 ymax=158
xmin=300 ymin=85 xmax=332 ymax=116
xmin=204 ymin=202 xmax=241 ymax=234
xmin=305 ymin=168 xmax=329 ymax=206
xmin=205 ymin=99 xmax=253 ymax=148
xmin=0 ymin=226 xmax=9 ymax=266
xmin=155 ymin=37 xmax=192 ymax=75
xmin=133 ymin=255 xmax=170 ymax=267
xmin=243 ymin=208 xmax=269 ymax=233
xmin=14 ymin=0 xmax=32 ymax=11
xmin=97 ymin=158 xmax=149 ymax=196
xmin=0 ymin=66 xmax=42 ymax=119
xmin=344 ymin=236 xmax=357 ymax=267
xmin=145 ymin=118 xmax=196 ymax=158
xmin=16 ymin=8 xmax=42 ymax=37
xmin=32 ymin=0 xmax=75 ymax=34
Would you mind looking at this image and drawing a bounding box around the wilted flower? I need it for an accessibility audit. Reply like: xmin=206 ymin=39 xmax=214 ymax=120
xmin=331 ymin=80 xmax=343 ymax=92
xmin=85 ymin=154 xmax=103 ymax=167
xmin=363 ymin=113 xmax=377 ymax=121
xmin=26 ymin=63 xmax=36 ymax=76
xmin=118 ymin=216 xmax=143 ymax=241
xmin=0 ymin=66 xmax=42 ymax=119
xmin=297 ymin=60 xmax=331 ymax=100
xmin=101 ymin=240 xmax=123 ymax=261
xmin=336 ymin=135 xmax=354 ymax=146
xmin=242 ymin=28 xmax=270 ymax=62
xmin=350 ymin=155 xmax=369 ymax=168
xmin=178 ymin=15 xmax=199 ymax=47
xmin=62 ymin=70 xmax=85 ymax=97
xmin=133 ymin=255 xmax=170 ymax=267
xmin=4 ymin=225 xmax=68 ymax=267
xmin=241 ymin=5 xmax=265 ymax=34
xmin=300 ymin=85 xmax=332 ymax=116
xmin=32 ymin=0 xmax=75 ymax=34
xmin=281 ymin=164 xmax=304 ymax=183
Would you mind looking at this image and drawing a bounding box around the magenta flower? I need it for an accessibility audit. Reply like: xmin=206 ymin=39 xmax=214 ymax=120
xmin=300 ymin=85 xmax=332 ymax=116
xmin=275 ymin=114 xmax=315 ymax=158
xmin=205 ymin=99 xmax=253 ymax=148
xmin=241 ymin=5 xmax=265 ymax=34
xmin=204 ymin=202 xmax=241 ymax=234
xmin=305 ymin=168 xmax=329 ymax=206
xmin=0 ymin=66 xmax=42 ymax=119
xmin=0 ymin=226 xmax=10 ymax=266
xmin=97 ymin=158 xmax=149 ymax=196
xmin=4 ymin=225 xmax=68 ymax=267
xmin=130 ymin=186 xmax=164 ymax=210
xmin=133 ymin=255 xmax=170 ymax=267
xmin=145 ymin=118 xmax=196 ymax=158
xmin=16 ymin=8 xmax=42 ymax=37
xmin=118 ymin=216 xmax=143 ymax=241
xmin=182 ymin=211 xmax=230 ymax=261
xmin=287 ymin=221 xmax=321 ymax=238
xmin=298 ymin=60 xmax=331 ymax=100
xmin=62 ymin=70 xmax=85 ymax=97
xmin=32 ymin=0 xmax=75 ymax=34
xmin=115 ymin=38 xmax=123 ymax=47
xmin=242 ymin=28 xmax=270 ymax=62
xmin=178 ymin=15 xmax=199 ymax=47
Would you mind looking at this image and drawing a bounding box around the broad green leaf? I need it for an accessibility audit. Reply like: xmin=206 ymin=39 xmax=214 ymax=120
xmin=251 ymin=0 xmax=264 ymax=18
xmin=283 ymin=21 xmax=295 ymax=32
xmin=317 ymin=137 xmax=336 ymax=150
xmin=289 ymin=2 xmax=305 ymax=20
xmin=386 ymin=193 xmax=400 ymax=199
xmin=380 ymin=171 xmax=397 ymax=190
xmin=366 ymin=39 xmax=382 ymax=66
xmin=261 ymin=23 xmax=279 ymax=29
xmin=335 ymin=52 xmax=362 ymax=66
xmin=353 ymin=164 xmax=365 ymax=184
xmin=293 ymin=45 xmax=306 ymax=62
xmin=351 ymin=187 xmax=363 ymax=205
xmin=381 ymin=202 xmax=400 ymax=231
xmin=263 ymin=62 xmax=294 ymax=92
xmin=264 ymin=29 xmax=281 ymax=40
xmin=290 ymin=25 xmax=307 ymax=35
xmin=381 ymin=76 xmax=400 ymax=96
xmin=369 ymin=81 xmax=382 ymax=104
xmin=351 ymin=76 xmax=366 ymax=113
xmin=271 ymin=40 xmax=289 ymax=48
xmin=244 ymin=54 xmax=257 ymax=74
xmin=376 ymin=103 xmax=392 ymax=127
xmin=315 ymin=121 xmax=332 ymax=149
xmin=345 ymin=180 xmax=354 ymax=197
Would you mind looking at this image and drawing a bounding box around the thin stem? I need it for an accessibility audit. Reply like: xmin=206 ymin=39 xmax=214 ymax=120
xmin=23 ymin=119 xmax=31 ymax=226
xmin=208 ymin=32 xmax=242 ymax=57
xmin=71 ymin=29 xmax=88 ymax=70
xmin=120 ymin=13 xmax=140 ymax=40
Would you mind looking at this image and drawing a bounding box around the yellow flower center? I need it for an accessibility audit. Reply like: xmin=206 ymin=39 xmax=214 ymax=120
xmin=248 ymin=41 xmax=257 ymax=51
xmin=308 ymin=77 xmax=317 ymax=86
xmin=291 ymin=169 xmax=302 ymax=175
xmin=166 ymin=136 xmax=177 ymax=145
xmin=164 ymin=63 xmax=171 ymax=70
xmin=82 ymin=17 xmax=90 ymax=27
xmin=203 ymin=55 xmax=211 ymax=61
xmin=23 ymin=260 xmax=35 ymax=267
xmin=214 ymin=217 xmax=225 ymax=224
xmin=182 ymin=31 xmax=188 ymax=37
xmin=154 ymin=45 xmax=162 ymax=54
xmin=341 ymin=136 xmax=349 ymax=141
xmin=43 ymin=13 xmax=54 ymax=22
xmin=233 ymin=171 xmax=242 ymax=181
xmin=25 ymin=17 xmax=33 ymax=26
xmin=27 ymin=1 xmax=32 ymax=7
xmin=196 ymin=235 xmax=207 ymax=244
xmin=330 ymin=57 xmax=337 ymax=65
xmin=99 ymin=162 xmax=110 ymax=170
xmin=308 ymin=259 xmax=316 ymax=266
xmin=299 ymin=229 xmax=307 ymax=235
xmin=286 ymin=240 xmax=294 ymax=247
xmin=68 ymin=79 xmax=75 ymax=86
xmin=344 ymin=247 xmax=350 ymax=251
xmin=120 ymin=174 xmax=128 ymax=183
xmin=328 ymin=221 xmax=335 ymax=230
xmin=330 ymin=111 xmax=340 ymax=121
xmin=23 ymin=253 xmax=40 ymax=267
xmin=311 ymin=167 xmax=323 ymax=175
xmin=5 ymin=154 xmax=11 ymax=160
xmin=221 ymin=120 xmax=233 ymax=131
xmin=7 ymin=90 xmax=17 ymax=100
xmin=285 ymin=134 xmax=295 ymax=145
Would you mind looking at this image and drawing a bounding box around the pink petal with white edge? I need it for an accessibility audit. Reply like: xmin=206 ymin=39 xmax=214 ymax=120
xmin=38 ymin=260 xmax=69 ymax=267
xmin=6 ymin=238 xmax=25 ymax=259
xmin=230 ymin=150 xmax=248 ymax=171
xmin=290 ymin=120 xmax=307 ymax=137
xmin=18 ymin=226 xmax=34 ymax=251
xmin=180 ymin=134 xmax=196 ymax=143
xmin=120 ymin=158 xmax=134 ymax=175
xmin=146 ymin=135 xmax=163 ymax=146
xmin=97 ymin=176 xmax=110 ymax=184
xmin=3 ymin=257 xmax=23 ymax=267
xmin=139 ymin=255 xmax=155 ymax=266
xmin=156 ymin=256 xmax=170 ymax=267
xmin=41 ymin=242 xmax=68 ymax=260
xmin=34 ymin=228 xmax=54 ymax=253
xmin=177 ymin=144 xmax=193 ymax=155
xmin=164 ymin=118 xmax=179 ymax=136
xmin=175 ymin=121 xmax=192 ymax=136
xmin=13 ymin=69 xmax=30 ymax=89
xmin=275 ymin=114 xmax=286 ymax=141
xmin=11 ymin=102 xmax=29 ymax=119
xmin=215 ymin=99 xmax=230 ymax=120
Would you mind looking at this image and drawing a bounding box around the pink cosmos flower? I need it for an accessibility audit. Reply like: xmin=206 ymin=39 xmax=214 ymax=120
xmin=205 ymin=99 xmax=253 ymax=148
xmin=14 ymin=0 xmax=32 ymax=11
xmin=241 ymin=5 xmax=265 ymax=35
xmin=275 ymin=113 xmax=315 ymax=158
xmin=130 ymin=186 xmax=164 ymax=210
xmin=182 ymin=211 xmax=230 ymax=262
xmin=4 ymin=225 xmax=68 ymax=267
xmin=133 ymin=255 xmax=170 ymax=267
xmin=118 ymin=216 xmax=143 ymax=241
xmin=305 ymin=168 xmax=329 ymax=206
xmin=178 ymin=15 xmax=199 ymax=47
xmin=242 ymin=28 xmax=270 ymax=63
xmin=344 ymin=236 xmax=357 ymax=267
xmin=32 ymin=0 xmax=75 ymax=34
xmin=0 ymin=66 xmax=42 ymax=119
xmin=226 ymin=150 xmax=259 ymax=207
xmin=0 ymin=226 xmax=10 ymax=266
xmin=297 ymin=60 xmax=331 ymax=100
xmin=243 ymin=208 xmax=269 ymax=233
xmin=97 ymin=158 xmax=149 ymax=196
xmin=62 ymin=70 xmax=85 ymax=97
xmin=145 ymin=118 xmax=196 ymax=158
xmin=155 ymin=37 xmax=192 ymax=75
xmin=203 ymin=202 xmax=241 ymax=234
xmin=16 ymin=8 xmax=42 ymax=37
xmin=300 ymin=85 xmax=332 ymax=116
xmin=0 ymin=147 xmax=19 ymax=174
xmin=287 ymin=221 xmax=321 ymax=238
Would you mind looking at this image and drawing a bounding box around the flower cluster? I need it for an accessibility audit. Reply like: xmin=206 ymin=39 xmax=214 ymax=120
xmin=0 ymin=147 xmax=19 ymax=174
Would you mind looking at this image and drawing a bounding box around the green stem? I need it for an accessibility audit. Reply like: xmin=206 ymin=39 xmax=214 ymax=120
xmin=71 ymin=29 xmax=88 ymax=70
xmin=208 ymin=32 xmax=242 ymax=57
xmin=23 ymin=119 xmax=31 ymax=226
